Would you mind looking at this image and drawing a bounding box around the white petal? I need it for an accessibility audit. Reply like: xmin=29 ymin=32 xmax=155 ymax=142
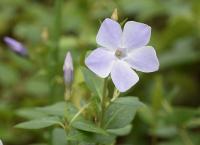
xmin=125 ymin=46 xmax=159 ymax=72
xmin=85 ymin=48 xmax=115 ymax=78
xmin=122 ymin=21 xmax=151 ymax=49
xmin=96 ymin=18 xmax=122 ymax=50
xmin=111 ymin=60 xmax=139 ymax=92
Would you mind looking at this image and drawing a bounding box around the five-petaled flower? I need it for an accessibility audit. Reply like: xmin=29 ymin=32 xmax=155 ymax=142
xmin=4 ymin=36 xmax=28 ymax=56
xmin=85 ymin=18 xmax=159 ymax=92
xmin=63 ymin=51 xmax=74 ymax=87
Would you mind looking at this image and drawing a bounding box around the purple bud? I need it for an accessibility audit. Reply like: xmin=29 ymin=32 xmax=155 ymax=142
xmin=4 ymin=36 xmax=28 ymax=56
xmin=63 ymin=51 xmax=74 ymax=87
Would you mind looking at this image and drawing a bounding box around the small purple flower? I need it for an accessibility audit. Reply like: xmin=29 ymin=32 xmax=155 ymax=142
xmin=63 ymin=51 xmax=74 ymax=87
xmin=4 ymin=36 xmax=28 ymax=56
xmin=85 ymin=18 xmax=159 ymax=92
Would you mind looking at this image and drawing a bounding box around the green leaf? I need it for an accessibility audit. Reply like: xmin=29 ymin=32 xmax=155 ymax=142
xmin=81 ymin=67 xmax=104 ymax=99
xmin=166 ymin=108 xmax=197 ymax=125
xmin=107 ymin=124 xmax=132 ymax=136
xmin=15 ymin=117 xmax=62 ymax=129
xmin=25 ymin=79 xmax=50 ymax=96
xmin=16 ymin=108 xmax=47 ymax=119
xmin=36 ymin=102 xmax=67 ymax=117
xmin=52 ymin=128 xmax=67 ymax=145
xmin=151 ymin=125 xmax=177 ymax=138
xmin=103 ymin=97 xmax=144 ymax=129
xmin=0 ymin=63 xmax=19 ymax=86
xmin=186 ymin=118 xmax=200 ymax=128
xmin=67 ymin=129 xmax=115 ymax=144
xmin=72 ymin=120 xmax=107 ymax=135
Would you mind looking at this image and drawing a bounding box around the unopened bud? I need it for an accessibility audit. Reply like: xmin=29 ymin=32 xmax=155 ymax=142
xmin=4 ymin=36 xmax=28 ymax=57
xmin=63 ymin=51 xmax=74 ymax=88
xmin=111 ymin=8 xmax=118 ymax=21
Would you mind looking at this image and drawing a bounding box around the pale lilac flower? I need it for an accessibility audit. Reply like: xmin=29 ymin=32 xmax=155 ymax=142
xmin=63 ymin=51 xmax=74 ymax=87
xmin=85 ymin=18 xmax=159 ymax=92
xmin=4 ymin=36 xmax=28 ymax=56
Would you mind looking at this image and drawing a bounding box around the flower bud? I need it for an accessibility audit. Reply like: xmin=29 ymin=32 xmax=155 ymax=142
xmin=63 ymin=51 xmax=74 ymax=87
xmin=111 ymin=8 xmax=118 ymax=21
xmin=4 ymin=36 xmax=28 ymax=57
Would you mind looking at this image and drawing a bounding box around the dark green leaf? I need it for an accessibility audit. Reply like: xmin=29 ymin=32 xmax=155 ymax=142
xmin=52 ymin=128 xmax=67 ymax=145
xmin=103 ymin=97 xmax=144 ymax=129
xmin=72 ymin=120 xmax=107 ymax=135
xmin=15 ymin=117 xmax=62 ymax=129
xmin=36 ymin=102 xmax=67 ymax=117
xmin=107 ymin=124 xmax=132 ymax=136
xmin=81 ymin=67 xmax=104 ymax=100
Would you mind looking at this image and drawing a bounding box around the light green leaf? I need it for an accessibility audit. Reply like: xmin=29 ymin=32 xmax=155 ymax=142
xmin=103 ymin=97 xmax=144 ymax=129
xmin=81 ymin=67 xmax=104 ymax=99
xmin=52 ymin=128 xmax=67 ymax=145
xmin=72 ymin=120 xmax=107 ymax=135
xmin=15 ymin=117 xmax=62 ymax=129
xmin=107 ymin=124 xmax=132 ymax=136
xmin=36 ymin=102 xmax=67 ymax=117
xmin=16 ymin=108 xmax=47 ymax=119
xmin=0 ymin=63 xmax=19 ymax=85
xmin=186 ymin=118 xmax=200 ymax=128
xmin=67 ymin=129 xmax=115 ymax=144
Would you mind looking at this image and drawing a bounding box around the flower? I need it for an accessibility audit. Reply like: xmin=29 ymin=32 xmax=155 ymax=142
xmin=4 ymin=36 xmax=28 ymax=56
xmin=63 ymin=51 xmax=74 ymax=87
xmin=85 ymin=18 xmax=159 ymax=92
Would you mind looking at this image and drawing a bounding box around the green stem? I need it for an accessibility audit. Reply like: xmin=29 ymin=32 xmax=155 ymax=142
xmin=111 ymin=88 xmax=120 ymax=102
xmin=179 ymin=128 xmax=194 ymax=145
xmin=48 ymin=0 xmax=63 ymax=103
xmin=52 ymin=0 xmax=63 ymax=62
xmin=99 ymin=78 xmax=108 ymax=127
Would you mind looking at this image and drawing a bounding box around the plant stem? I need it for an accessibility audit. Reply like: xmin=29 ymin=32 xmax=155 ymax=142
xmin=48 ymin=0 xmax=63 ymax=103
xmin=179 ymin=128 xmax=194 ymax=145
xmin=111 ymin=88 xmax=120 ymax=102
xmin=52 ymin=0 xmax=63 ymax=62
xmin=99 ymin=78 xmax=108 ymax=127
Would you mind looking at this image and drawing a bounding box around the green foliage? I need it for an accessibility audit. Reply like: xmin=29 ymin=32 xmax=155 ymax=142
xmin=81 ymin=67 xmax=104 ymax=100
xmin=52 ymin=128 xmax=67 ymax=145
xmin=107 ymin=124 xmax=132 ymax=136
xmin=103 ymin=97 xmax=144 ymax=129
xmin=0 ymin=0 xmax=200 ymax=144
xmin=15 ymin=117 xmax=62 ymax=129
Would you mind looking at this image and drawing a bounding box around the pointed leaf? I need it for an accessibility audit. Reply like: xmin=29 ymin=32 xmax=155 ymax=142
xmin=15 ymin=117 xmax=62 ymax=129
xmin=72 ymin=120 xmax=107 ymax=135
xmin=107 ymin=124 xmax=132 ymax=136
xmin=103 ymin=97 xmax=144 ymax=129
xmin=81 ymin=67 xmax=104 ymax=99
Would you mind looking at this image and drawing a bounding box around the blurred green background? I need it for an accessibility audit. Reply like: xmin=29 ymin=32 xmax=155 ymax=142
xmin=0 ymin=0 xmax=200 ymax=145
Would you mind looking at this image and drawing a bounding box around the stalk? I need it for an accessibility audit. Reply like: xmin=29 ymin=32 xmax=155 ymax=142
xmin=100 ymin=78 xmax=108 ymax=127
xmin=48 ymin=0 xmax=63 ymax=103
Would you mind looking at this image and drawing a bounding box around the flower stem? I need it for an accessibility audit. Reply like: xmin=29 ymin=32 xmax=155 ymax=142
xmin=179 ymin=128 xmax=194 ymax=145
xmin=99 ymin=78 xmax=108 ymax=127
xmin=48 ymin=0 xmax=63 ymax=103
xmin=111 ymin=88 xmax=120 ymax=102
xmin=52 ymin=0 xmax=63 ymax=62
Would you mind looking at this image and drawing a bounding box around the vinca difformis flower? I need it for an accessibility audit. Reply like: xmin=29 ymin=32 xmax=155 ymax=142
xmin=85 ymin=18 xmax=159 ymax=92
xmin=63 ymin=51 xmax=74 ymax=87
xmin=4 ymin=36 xmax=28 ymax=56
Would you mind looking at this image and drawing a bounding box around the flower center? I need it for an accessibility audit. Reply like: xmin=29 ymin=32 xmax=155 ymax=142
xmin=115 ymin=49 xmax=126 ymax=59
